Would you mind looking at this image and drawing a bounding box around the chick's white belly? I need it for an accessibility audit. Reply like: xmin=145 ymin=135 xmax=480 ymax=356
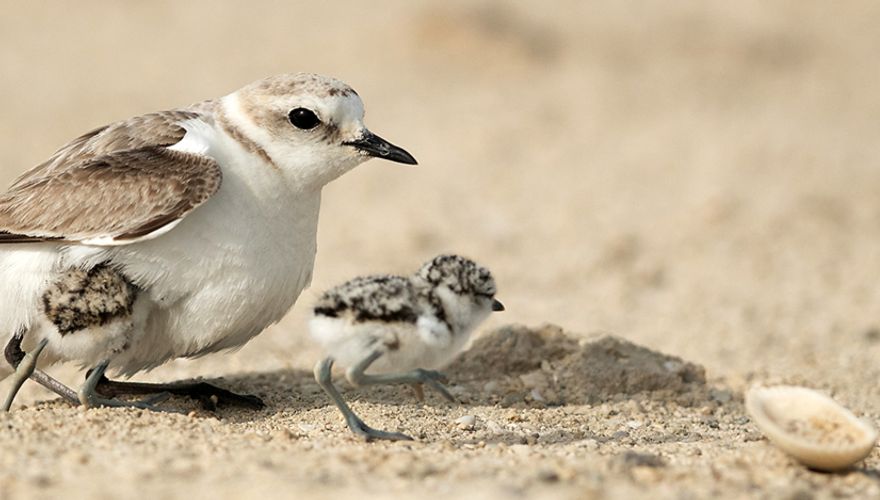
xmin=310 ymin=316 xmax=460 ymax=373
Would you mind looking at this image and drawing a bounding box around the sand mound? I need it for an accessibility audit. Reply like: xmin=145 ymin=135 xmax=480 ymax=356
xmin=449 ymin=324 xmax=707 ymax=407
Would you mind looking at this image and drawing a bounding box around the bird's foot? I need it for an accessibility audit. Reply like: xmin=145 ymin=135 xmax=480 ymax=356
xmin=94 ymin=377 xmax=264 ymax=411
xmin=345 ymin=412 xmax=414 ymax=442
xmin=79 ymin=361 xmax=181 ymax=413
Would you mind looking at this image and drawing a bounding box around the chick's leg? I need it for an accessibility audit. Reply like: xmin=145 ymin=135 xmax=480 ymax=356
xmin=314 ymin=356 xmax=413 ymax=442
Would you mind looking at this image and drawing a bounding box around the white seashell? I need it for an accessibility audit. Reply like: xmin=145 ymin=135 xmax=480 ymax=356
xmin=745 ymin=385 xmax=878 ymax=471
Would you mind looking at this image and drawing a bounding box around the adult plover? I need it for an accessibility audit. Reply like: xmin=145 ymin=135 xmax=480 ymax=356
xmin=310 ymin=254 xmax=504 ymax=441
xmin=0 ymin=73 xmax=417 ymax=412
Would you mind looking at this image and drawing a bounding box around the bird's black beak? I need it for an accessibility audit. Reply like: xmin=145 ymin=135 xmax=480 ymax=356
xmin=492 ymin=299 xmax=505 ymax=312
xmin=344 ymin=131 xmax=417 ymax=165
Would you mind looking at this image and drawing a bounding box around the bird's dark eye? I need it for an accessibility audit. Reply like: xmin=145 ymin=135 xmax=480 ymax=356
xmin=288 ymin=108 xmax=320 ymax=129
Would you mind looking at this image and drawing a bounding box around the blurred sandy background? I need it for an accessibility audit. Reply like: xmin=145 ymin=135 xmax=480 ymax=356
xmin=2 ymin=1 xmax=880 ymax=498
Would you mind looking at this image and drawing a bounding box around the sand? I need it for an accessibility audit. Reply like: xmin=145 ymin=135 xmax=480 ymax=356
xmin=1 ymin=1 xmax=880 ymax=498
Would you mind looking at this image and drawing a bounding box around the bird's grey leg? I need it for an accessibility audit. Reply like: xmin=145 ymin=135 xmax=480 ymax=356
xmin=29 ymin=371 xmax=80 ymax=405
xmin=92 ymin=376 xmax=264 ymax=411
xmin=3 ymin=329 xmax=79 ymax=407
xmin=313 ymin=357 xmax=413 ymax=442
xmin=2 ymin=337 xmax=49 ymax=411
xmin=346 ymin=350 xmax=456 ymax=403
xmin=78 ymin=360 xmax=176 ymax=412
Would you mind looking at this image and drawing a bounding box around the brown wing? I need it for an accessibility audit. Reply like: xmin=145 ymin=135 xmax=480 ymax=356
xmin=0 ymin=104 xmax=222 ymax=244
xmin=8 ymin=104 xmax=214 ymax=190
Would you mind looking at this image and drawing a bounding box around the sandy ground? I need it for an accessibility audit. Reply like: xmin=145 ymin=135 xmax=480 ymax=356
xmin=1 ymin=1 xmax=880 ymax=498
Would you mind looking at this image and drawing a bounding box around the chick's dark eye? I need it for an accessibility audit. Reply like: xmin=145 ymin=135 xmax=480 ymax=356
xmin=288 ymin=108 xmax=320 ymax=129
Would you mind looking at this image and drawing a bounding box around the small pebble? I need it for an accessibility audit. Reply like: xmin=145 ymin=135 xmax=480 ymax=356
xmin=455 ymin=415 xmax=476 ymax=430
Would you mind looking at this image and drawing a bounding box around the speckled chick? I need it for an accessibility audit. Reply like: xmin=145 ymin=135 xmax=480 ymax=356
xmin=309 ymin=254 xmax=503 ymax=441
xmin=39 ymin=264 xmax=146 ymax=367
xmin=311 ymin=254 xmax=503 ymax=374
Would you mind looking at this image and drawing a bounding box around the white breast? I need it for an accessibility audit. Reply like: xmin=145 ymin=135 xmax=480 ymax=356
xmin=100 ymin=115 xmax=322 ymax=373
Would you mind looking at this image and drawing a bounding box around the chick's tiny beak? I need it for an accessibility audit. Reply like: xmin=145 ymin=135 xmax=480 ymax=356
xmin=492 ymin=299 xmax=505 ymax=312
xmin=344 ymin=131 xmax=417 ymax=165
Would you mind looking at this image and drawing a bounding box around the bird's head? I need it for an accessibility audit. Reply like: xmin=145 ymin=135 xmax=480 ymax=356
xmin=223 ymin=73 xmax=416 ymax=188
xmin=414 ymin=254 xmax=504 ymax=334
